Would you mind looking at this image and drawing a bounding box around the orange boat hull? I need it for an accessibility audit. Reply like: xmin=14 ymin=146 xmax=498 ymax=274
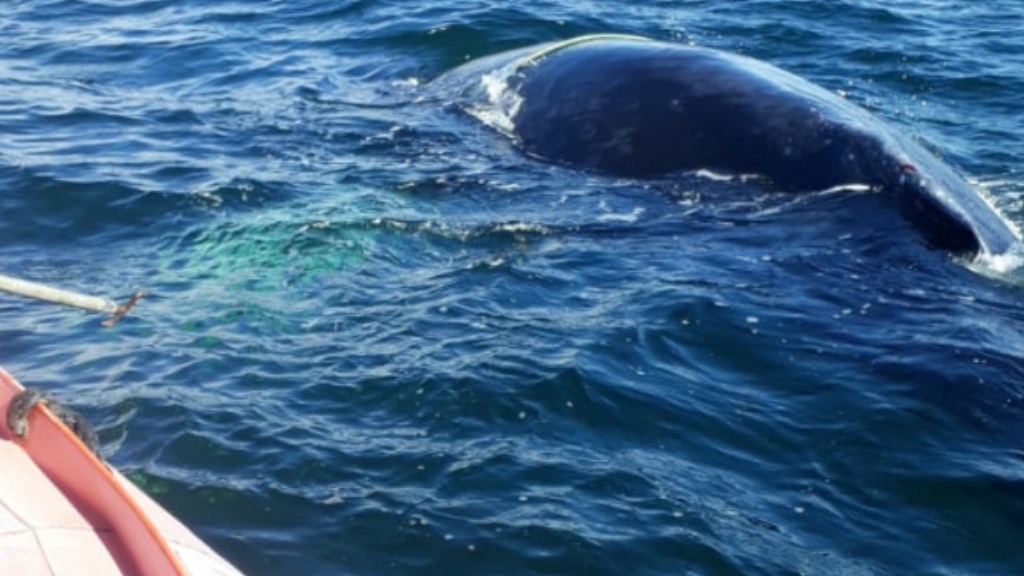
xmin=0 ymin=366 xmax=245 ymax=576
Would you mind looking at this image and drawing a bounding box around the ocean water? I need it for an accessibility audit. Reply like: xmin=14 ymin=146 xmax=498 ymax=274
xmin=2 ymin=1 xmax=1024 ymax=575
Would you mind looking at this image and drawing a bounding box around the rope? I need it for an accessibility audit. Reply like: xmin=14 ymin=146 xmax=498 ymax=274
xmin=518 ymin=33 xmax=653 ymax=68
xmin=6 ymin=388 xmax=101 ymax=456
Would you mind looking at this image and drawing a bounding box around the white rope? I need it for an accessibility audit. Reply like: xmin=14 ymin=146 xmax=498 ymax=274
xmin=519 ymin=34 xmax=652 ymax=69
xmin=0 ymin=273 xmax=118 ymax=314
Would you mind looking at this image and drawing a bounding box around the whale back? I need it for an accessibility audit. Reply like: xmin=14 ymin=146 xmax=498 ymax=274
xmin=438 ymin=36 xmax=1019 ymax=257
xmin=511 ymin=40 xmax=886 ymax=189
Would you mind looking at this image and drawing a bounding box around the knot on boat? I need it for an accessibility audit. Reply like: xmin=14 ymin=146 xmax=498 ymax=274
xmin=6 ymin=388 xmax=101 ymax=456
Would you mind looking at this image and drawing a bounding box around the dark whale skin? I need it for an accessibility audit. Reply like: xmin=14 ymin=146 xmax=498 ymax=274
xmin=440 ymin=36 xmax=1019 ymax=257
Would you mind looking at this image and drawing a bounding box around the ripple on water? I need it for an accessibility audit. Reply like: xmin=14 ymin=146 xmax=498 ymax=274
xmin=3 ymin=2 xmax=1024 ymax=576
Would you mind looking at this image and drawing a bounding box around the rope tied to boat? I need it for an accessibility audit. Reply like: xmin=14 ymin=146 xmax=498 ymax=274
xmin=6 ymin=388 xmax=101 ymax=456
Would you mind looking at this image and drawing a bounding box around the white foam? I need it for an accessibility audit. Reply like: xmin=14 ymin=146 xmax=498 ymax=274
xmin=464 ymin=64 xmax=524 ymax=136
xmin=693 ymin=169 xmax=738 ymax=182
xmin=596 ymin=207 xmax=645 ymax=223
xmin=970 ymin=240 xmax=1024 ymax=276
xmin=816 ymin=183 xmax=873 ymax=195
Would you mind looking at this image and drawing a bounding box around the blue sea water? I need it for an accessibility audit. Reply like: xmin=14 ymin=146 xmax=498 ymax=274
xmin=2 ymin=1 xmax=1024 ymax=574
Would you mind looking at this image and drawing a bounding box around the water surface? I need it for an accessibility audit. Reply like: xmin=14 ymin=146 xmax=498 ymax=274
xmin=2 ymin=1 xmax=1023 ymax=575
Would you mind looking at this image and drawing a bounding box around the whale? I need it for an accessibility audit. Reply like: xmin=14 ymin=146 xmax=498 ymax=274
xmin=435 ymin=34 xmax=1019 ymax=258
